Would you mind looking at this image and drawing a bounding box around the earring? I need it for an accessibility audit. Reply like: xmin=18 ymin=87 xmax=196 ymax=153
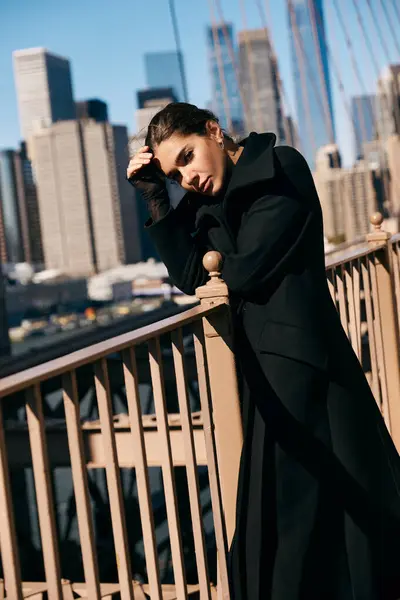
xmin=219 ymin=138 xmax=225 ymax=150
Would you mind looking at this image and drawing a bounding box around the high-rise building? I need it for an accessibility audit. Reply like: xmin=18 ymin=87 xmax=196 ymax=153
xmin=13 ymin=48 xmax=75 ymax=142
xmin=283 ymin=115 xmax=300 ymax=149
xmin=137 ymin=88 xmax=178 ymax=110
xmin=144 ymin=51 xmax=187 ymax=102
xmin=314 ymin=144 xmax=379 ymax=242
xmin=376 ymin=64 xmax=400 ymax=144
xmin=134 ymin=88 xmax=177 ymax=138
xmin=0 ymin=144 xmax=43 ymax=265
xmin=207 ymin=23 xmax=244 ymax=135
xmin=351 ymin=95 xmax=377 ymax=160
xmin=387 ymin=134 xmax=400 ymax=215
xmin=0 ymin=257 xmax=10 ymax=357
xmin=313 ymin=144 xmax=345 ymax=242
xmin=75 ymin=99 xmax=109 ymax=122
xmin=342 ymin=162 xmax=378 ymax=241
xmin=238 ymin=29 xmax=285 ymax=140
xmin=287 ymin=0 xmax=335 ymax=170
xmin=238 ymin=29 xmax=284 ymax=142
xmin=31 ymin=120 xmax=141 ymax=276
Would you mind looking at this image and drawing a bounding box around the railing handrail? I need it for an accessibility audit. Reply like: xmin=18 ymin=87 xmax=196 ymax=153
xmin=324 ymin=241 xmax=387 ymax=270
xmin=0 ymin=302 xmax=225 ymax=398
xmin=391 ymin=232 xmax=400 ymax=245
xmin=324 ymin=235 xmax=365 ymax=255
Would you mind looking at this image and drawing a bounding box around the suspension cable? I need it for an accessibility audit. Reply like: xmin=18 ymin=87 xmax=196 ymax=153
xmin=389 ymin=0 xmax=400 ymax=29
xmin=331 ymin=0 xmax=391 ymax=202
xmin=378 ymin=0 xmax=400 ymax=57
xmin=213 ymin=0 xmax=250 ymax=127
xmin=365 ymin=0 xmax=393 ymax=65
xmin=287 ymin=0 xmax=318 ymax=159
xmin=255 ymin=0 xmax=295 ymax=147
xmin=239 ymin=0 xmax=263 ymax=132
xmin=288 ymin=0 xmax=334 ymax=153
xmin=207 ymin=0 xmax=233 ymax=132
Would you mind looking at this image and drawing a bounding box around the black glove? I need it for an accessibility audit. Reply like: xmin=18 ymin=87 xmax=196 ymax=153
xmin=127 ymin=162 xmax=170 ymax=222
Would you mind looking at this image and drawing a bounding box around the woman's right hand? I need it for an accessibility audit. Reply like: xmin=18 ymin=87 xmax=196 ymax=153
xmin=126 ymin=145 xmax=153 ymax=182
xmin=126 ymin=145 xmax=170 ymax=221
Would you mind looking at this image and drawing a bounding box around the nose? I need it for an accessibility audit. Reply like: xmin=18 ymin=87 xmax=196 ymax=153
xmin=182 ymin=167 xmax=197 ymax=187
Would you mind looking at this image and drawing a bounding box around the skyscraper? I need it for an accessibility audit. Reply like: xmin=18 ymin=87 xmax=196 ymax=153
xmin=238 ymin=29 xmax=285 ymax=141
xmin=0 ymin=144 xmax=43 ymax=265
xmin=376 ymin=64 xmax=400 ymax=144
xmin=75 ymin=99 xmax=109 ymax=122
xmin=386 ymin=134 xmax=400 ymax=215
xmin=207 ymin=23 xmax=244 ymax=134
xmin=31 ymin=121 xmax=141 ymax=276
xmin=313 ymin=144 xmax=345 ymax=242
xmin=0 ymin=256 xmax=10 ymax=357
xmin=13 ymin=48 xmax=75 ymax=143
xmin=313 ymin=144 xmax=379 ymax=243
xmin=351 ymin=95 xmax=376 ymax=160
xmin=144 ymin=51 xmax=187 ymax=102
xmin=137 ymin=88 xmax=178 ymax=109
xmin=134 ymin=88 xmax=177 ymax=137
xmin=287 ymin=0 xmax=335 ymax=169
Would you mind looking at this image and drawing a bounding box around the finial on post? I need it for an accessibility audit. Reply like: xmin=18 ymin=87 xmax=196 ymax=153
xmin=370 ymin=212 xmax=384 ymax=231
xmin=367 ymin=211 xmax=390 ymax=245
xmin=196 ymin=251 xmax=229 ymax=304
xmin=203 ymin=251 xmax=223 ymax=280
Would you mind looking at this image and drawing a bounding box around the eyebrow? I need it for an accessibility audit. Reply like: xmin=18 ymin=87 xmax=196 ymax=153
xmin=166 ymin=145 xmax=189 ymax=178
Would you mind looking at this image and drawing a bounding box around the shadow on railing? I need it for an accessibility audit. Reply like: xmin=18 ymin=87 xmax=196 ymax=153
xmin=0 ymin=214 xmax=399 ymax=598
xmin=0 ymin=253 xmax=242 ymax=599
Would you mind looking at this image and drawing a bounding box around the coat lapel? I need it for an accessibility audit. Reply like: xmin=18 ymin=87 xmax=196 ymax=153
xmin=223 ymin=132 xmax=277 ymax=205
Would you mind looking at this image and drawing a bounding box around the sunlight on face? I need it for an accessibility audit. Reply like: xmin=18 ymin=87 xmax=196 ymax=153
xmin=153 ymin=126 xmax=227 ymax=196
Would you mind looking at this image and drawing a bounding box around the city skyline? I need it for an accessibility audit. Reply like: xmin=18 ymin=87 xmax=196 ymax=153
xmin=1 ymin=0 xmax=399 ymax=167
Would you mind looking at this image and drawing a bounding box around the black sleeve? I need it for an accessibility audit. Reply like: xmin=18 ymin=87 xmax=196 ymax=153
xmin=220 ymin=193 xmax=312 ymax=296
xmin=146 ymin=204 xmax=210 ymax=296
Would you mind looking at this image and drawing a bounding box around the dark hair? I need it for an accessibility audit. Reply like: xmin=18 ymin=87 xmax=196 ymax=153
xmin=145 ymin=102 xmax=222 ymax=149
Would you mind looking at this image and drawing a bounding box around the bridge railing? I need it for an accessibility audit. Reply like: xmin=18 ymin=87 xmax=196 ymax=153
xmin=325 ymin=213 xmax=400 ymax=450
xmin=0 ymin=254 xmax=242 ymax=600
xmin=0 ymin=214 xmax=400 ymax=598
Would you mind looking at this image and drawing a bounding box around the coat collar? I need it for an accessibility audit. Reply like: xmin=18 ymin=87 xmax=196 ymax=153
xmin=223 ymin=131 xmax=277 ymax=204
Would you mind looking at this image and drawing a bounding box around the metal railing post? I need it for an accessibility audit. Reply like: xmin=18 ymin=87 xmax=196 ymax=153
xmin=196 ymin=252 xmax=243 ymax=547
xmin=367 ymin=212 xmax=400 ymax=451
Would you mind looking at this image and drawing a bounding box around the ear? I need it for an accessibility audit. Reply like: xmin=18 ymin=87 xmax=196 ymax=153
xmin=205 ymin=120 xmax=222 ymax=141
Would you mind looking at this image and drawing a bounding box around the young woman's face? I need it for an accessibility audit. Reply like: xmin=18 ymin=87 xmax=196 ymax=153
xmin=153 ymin=123 xmax=227 ymax=196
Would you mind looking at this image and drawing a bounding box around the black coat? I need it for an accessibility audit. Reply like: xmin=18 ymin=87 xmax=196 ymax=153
xmin=147 ymin=133 xmax=400 ymax=599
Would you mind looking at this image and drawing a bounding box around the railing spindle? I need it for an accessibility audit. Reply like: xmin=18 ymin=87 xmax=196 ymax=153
xmin=336 ymin=266 xmax=349 ymax=337
xmin=25 ymin=384 xmax=63 ymax=599
xmin=148 ymin=337 xmax=188 ymax=599
xmin=193 ymin=323 xmax=231 ymax=600
xmin=122 ymin=347 xmax=162 ymax=600
xmin=0 ymin=403 xmax=23 ymax=599
xmin=345 ymin=262 xmax=361 ymax=359
xmin=171 ymin=328 xmax=212 ymax=600
xmin=369 ymin=255 xmax=391 ymax=428
xmin=361 ymin=258 xmax=381 ymax=403
xmin=391 ymin=241 xmax=400 ymax=338
xmin=327 ymin=268 xmax=336 ymax=305
xmin=93 ymin=358 xmax=134 ymax=600
xmin=62 ymin=370 xmax=101 ymax=599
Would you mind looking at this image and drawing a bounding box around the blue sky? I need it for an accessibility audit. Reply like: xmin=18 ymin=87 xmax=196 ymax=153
xmin=0 ymin=0 xmax=399 ymax=165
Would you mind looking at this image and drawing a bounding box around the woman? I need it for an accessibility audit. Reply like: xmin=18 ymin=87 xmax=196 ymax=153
xmin=127 ymin=102 xmax=400 ymax=599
